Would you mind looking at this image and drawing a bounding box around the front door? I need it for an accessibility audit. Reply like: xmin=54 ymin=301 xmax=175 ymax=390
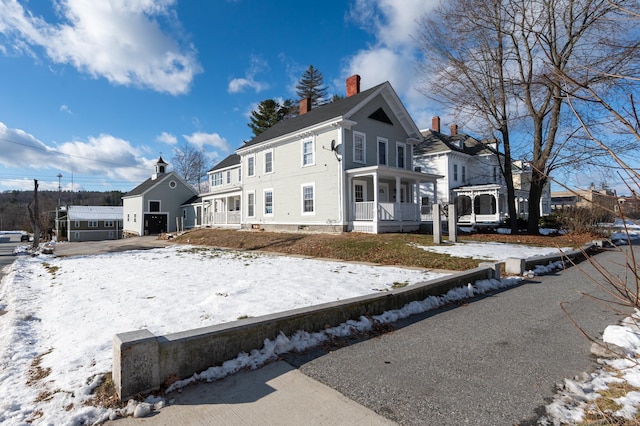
xmin=378 ymin=183 xmax=389 ymax=202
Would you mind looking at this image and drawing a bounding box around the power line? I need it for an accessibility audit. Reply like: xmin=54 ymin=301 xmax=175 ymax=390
xmin=0 ymin=136 xmax=155 ymax=171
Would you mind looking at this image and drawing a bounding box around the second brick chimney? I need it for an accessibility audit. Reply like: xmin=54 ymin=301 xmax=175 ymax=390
xmin=450 ymin=124 xmax=458 ymax=136
xmin=300 ymin=97 xmax=312 ymax=115
xmin=346 ymin=74 xmax=361 ymax=97
xmin=432 ymin=116 xmax=441 ymax=133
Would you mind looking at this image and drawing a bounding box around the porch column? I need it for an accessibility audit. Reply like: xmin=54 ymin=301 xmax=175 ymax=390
xmin=225 ymin=197 xmax=229 ymax=224
xmin=433 ymin=181 xmax=438 ymax=205
xmin=347 ymin=175 xmax=353 ymax=224
xmin=373 ymin=173 xmax=379 ymax=225
xmin=395 ymin=176 xmax=401 ymax=220
xmin=471 ymin=190 xmax=476 ymax=225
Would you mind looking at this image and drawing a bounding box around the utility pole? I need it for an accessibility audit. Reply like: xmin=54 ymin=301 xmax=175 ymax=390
xmin=56 ymin=173 xmax=62 ymax=241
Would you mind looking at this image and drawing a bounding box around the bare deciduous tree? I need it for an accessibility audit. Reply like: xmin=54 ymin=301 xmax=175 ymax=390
xmin=171 ymin=142 xmax=212 ymax=193
xmin=417 ymin=0 xmax=639 ymax=233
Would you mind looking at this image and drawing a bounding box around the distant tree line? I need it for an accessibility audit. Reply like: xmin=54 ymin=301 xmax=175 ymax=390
xmin=0 ymin=189 xmax=123 ymax=234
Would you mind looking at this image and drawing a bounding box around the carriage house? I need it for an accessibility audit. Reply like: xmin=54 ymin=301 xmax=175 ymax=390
xmin=122 ymin=157 xmax=198 ymax=236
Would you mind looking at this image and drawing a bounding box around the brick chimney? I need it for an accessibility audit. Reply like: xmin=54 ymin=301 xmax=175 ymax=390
xmin=300 ymin=97 xmax=312 ymax=115
xmin=346 ymin=74 xmax=361 ymax=97
xmin=450 ymin=123 xmax=458 ymax=136
xmin=432 ymin=116 xmax=441 ymax=133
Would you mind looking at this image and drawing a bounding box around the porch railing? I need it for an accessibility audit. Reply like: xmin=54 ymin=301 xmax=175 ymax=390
xmin=209 ymin=211 xmax=241 ymax=225
xmin=353 ymin=202 xmax=420 ymax=221
xmin=354 ymin=202 xmax=375 ymax=220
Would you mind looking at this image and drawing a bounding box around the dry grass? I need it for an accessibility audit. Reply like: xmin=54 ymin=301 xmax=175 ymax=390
xmin=89 ymin=373 xmax=126 ymax=410
xmin=173 ymin=228 xmax=594 ymax=271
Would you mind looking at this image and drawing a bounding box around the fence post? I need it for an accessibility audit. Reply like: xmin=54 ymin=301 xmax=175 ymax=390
xmin=448 ymin=203 xmax=457 ymax=242
xmin=433 ymin=203 xmax=442 ymax=244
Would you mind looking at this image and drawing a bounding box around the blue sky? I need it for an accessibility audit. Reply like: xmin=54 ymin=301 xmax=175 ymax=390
xmin=0 ymin=0 xmax=445 ymax=193
xmin=0 ymin=0 xmax=623 ymax=196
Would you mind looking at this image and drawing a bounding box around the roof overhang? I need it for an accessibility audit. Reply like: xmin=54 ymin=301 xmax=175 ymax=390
xmin=346 ymin=165 xmax=443 ymax=183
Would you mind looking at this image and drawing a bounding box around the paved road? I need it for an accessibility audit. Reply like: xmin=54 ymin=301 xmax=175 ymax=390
xmin=284 ymin=248 xmax=636 ymax=425
xmin=0 ymin=234 xmax=20 ymax=276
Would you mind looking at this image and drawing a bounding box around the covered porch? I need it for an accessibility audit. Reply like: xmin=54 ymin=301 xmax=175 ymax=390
xmin=452 ymin=184 xmax=529 ymax=227
xmin=201 ymin=191 xmax=242 ymax=228
xmin=346 ymin=166 xmax=441 ymax=233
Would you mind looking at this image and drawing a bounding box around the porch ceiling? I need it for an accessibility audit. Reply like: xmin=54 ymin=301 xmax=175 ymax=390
xmin=346 ymin=165 xmax=442 ymax=183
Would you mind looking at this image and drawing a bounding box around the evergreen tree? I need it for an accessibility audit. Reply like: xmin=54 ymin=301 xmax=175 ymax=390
xmin=295 ymin=65 xmax=328 ymax=107
xmin=248 ymin=99 xmax=291 ymax=137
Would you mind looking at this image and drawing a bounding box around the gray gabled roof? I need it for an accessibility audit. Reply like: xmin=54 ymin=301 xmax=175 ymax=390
xmin=240 ymin=82 xmax=387 ymax=149
xmin=123 ymin=171 xmax=197 ymax=198
xmin=415 ymin=129 xmax=498 ymax=156
xmin=209 ymin=153 xmax=240 ymax=173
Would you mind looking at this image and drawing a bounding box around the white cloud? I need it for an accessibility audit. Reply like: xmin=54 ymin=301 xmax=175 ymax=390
xmin=0 ymin=0 xmax=202 ymax=95
xmin=60 ymin=104 xmax=73 ymax=115
xmin=183 ymin=131 xmax=229 ymax=151
xmin=227 ymin=55 xmax=269 ymax=94
xmin=0 ymin=121 xmax=154 ymax=189
xmin=343 ymin=0 xmax=441 ymax=129
xmin=156 ymin=131 xmax=177 ymax=145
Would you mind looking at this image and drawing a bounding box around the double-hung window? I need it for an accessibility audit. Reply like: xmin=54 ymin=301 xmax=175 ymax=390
xmin=247 ymin=192 xmax=255 ymax=217
xmin=302 ymin=140 xmax=314 ymax=166
xmin=353 ymin=132 xmax=366 ymax=163
xmin=264 ymin=189 xmax=273 ymax=215
xmin=453 ymin=164 xmax=458 ymax=181
xmin=247 ymin=156 xmax=255 ymax=177
xmin=378 ymin=137 xmax=387 ymax=165
xmin=265 ymin=151 xmax=273 ymax=174
xmin=302 ymin=184 xmax=315 ymax=214
xmin=226 ymin=170 xmax=231 ymax=184
xmin=88 ymin=221 xmax=98 ymax=228
xmin=211 ymin=172 xmax=223 ymax=187
xmin=396 ymin=142 xmax=405 ymax=169
xmin=462 ymin=166 xmax=466 ymax=183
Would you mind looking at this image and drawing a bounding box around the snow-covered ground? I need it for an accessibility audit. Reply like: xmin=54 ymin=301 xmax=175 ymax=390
xmin=413 ymin=240 xmax=574 ymax=261
xmin=0 ymin=239 xmax=635 ymax=424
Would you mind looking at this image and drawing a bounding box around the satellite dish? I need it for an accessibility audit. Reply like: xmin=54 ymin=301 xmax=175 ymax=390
xmin=330 ymin=140 xmax=336 ymax=151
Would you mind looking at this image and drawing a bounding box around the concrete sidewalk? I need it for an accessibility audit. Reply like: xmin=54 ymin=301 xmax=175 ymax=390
xmin=106 ymin=360 xmax=395 ymax=426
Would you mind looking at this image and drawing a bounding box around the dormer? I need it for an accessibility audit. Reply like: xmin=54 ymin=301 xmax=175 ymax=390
xmin=152 ymin=156 xmax=168 ymax=180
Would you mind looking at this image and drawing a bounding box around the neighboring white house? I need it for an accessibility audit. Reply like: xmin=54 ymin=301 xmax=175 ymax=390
xmin=122 ymin=157 xmax=198 ymax=236
xmin=194 ymin=75 xmax=441 ymax=234
xmin=414 ymin=117 xmax=551 ymax=227
xmin=57 ymin=205 xmax=123 ymax=242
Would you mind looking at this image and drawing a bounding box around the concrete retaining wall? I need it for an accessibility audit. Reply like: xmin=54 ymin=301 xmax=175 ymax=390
xmin=113 ymin=241 xmax=599 ymax=400
xmin=113 ymin=266 xmax=494 ymax=399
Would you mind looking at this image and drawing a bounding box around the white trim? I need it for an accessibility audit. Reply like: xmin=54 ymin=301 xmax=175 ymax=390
xmin=246 ymin=190 xmax=256 ymax=218
xmin=301 ymin=183 xmax=315 ymax=215
xmin=247 ymin=155 xmax=255 ymax=177
xmin=148 ymin=200 xmax=162 ymax=212
xmin=264 ymin=188 xmax=274 ymax=216
xmin=396 ymin=141 xmax=406 ymax=169
xmin=353 ymin=180 xmax=368 ymax=202
xmin=377 ymin=137 xmax=388 ymax=166
xmin=353 ymin=131 xmax=366 ymax=164
xmin=301 ymin=138 xmax=315 ymax=167
xmin=264 ymin=149 xmax=274 ymax=174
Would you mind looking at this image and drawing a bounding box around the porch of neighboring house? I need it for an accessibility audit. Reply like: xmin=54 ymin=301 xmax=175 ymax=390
xmin=201 ymin=192 xmax=242 ymax=228
xmin=346 ymin=166 xmax=440 ymax=233
xmin=452 ymin=184 xmax=529 ymax=227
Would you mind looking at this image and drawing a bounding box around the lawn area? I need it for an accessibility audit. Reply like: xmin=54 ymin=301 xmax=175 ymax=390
xmin=174 ymin=228 xmax=594 ymax=271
